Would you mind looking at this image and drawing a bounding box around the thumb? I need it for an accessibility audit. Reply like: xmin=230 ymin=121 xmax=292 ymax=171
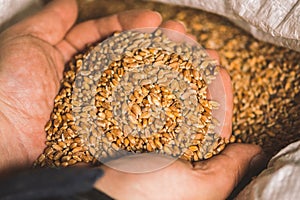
xmin=193 ymin=143 xmax=266 ymax=199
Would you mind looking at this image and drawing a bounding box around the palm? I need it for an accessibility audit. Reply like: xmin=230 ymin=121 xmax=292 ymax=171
xmin=95 ymin=143 xmax=263 ymax=200
xmin=0 ymin=35 xmax=63 ymax=160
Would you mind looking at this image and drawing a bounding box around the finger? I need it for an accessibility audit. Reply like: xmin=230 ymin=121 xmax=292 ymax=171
xmin=194 ymin=144 xmax=265 ymax=199
xmin=56 ymin=9 xmax=162 ymax=61
xmin=2 ymin=0 xmax=78 ymax=45
xmin=186 ymin=33 xmax=197 ymax=42
xmin=205 ymin=50 xmax=232 ymax=139
xmin=158 ymin=20 xmax=187 ymax=43
xmin=160 ymin=21 xmax=199 ymax=45
xmin=206 ymin=49 xmax=220 ymax=62
xmin=218 ymin=67 xmax=233 ymax=138
xmin=159 ymin=20 xmax=186 ymax=33
xmin=213 ymin=67 xmax=232 ymax=138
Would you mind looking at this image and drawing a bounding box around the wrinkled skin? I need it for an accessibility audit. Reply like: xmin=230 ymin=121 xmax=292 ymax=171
xmin=0 ymin=0 xmax=264 ymax=199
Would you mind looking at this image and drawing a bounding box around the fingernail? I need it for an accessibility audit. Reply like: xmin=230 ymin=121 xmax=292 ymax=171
xmin=176 ymin=20 xmax=187 ymax=30
xmin=153 ymin=11 xmax=163 ymax=22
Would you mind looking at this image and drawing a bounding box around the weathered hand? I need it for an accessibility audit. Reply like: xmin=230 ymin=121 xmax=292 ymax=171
xmin=0 ymin=0 xmax=163 ymax=172
xmin=95 ymin=143 xmax=264 ymax=200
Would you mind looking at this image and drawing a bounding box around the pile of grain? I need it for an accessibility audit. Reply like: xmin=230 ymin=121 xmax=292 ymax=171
xmin=35 ymin=29 xmax=231 ymax=167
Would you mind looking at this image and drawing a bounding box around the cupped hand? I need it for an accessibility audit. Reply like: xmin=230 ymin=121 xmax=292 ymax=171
xmin=95 ymin=144 xmax=264 ymax=200
xmin=90 ymin=16 xmax=261 ymax=200
xmin=0 ymin=0 xmax=164 ymax=172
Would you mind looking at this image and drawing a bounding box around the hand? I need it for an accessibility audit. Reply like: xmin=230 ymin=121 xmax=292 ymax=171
xmin=0 ymin=0 xmax=164 ymax=172
xmin=95 ymin=144 xmax=264 ymax=200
